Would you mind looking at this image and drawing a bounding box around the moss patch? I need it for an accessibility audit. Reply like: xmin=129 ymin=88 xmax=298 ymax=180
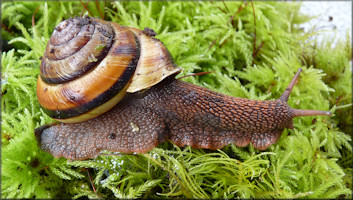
xmin=1 ymin=1 xmax=351 ymax=198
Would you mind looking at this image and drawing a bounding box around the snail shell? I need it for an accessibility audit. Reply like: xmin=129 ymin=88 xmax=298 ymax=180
xmin=37 ymin=16 xmax=181 ymax=123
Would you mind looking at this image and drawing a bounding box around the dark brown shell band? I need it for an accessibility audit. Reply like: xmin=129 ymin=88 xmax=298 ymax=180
xmin=40 ymin=58 xmax=139 ymax=120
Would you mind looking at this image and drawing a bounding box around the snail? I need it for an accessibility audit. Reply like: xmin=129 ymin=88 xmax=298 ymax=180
xmin=35 ymin=16 xmax=332 ymax=160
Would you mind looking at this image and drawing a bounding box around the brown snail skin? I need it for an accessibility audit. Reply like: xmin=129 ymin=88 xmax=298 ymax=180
xmin=35 ymin=17 xmax=332 ymax=160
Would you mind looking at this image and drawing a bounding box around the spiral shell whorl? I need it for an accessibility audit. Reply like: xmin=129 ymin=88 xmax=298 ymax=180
xmin=41 ymin=17 xmax=115 ymax=84
xmin=37 ymin=17 xmax=139 ymax=123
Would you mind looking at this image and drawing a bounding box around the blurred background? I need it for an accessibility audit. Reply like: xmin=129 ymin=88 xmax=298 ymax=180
xmin=300 ymin=1 xmax=352 ymax=46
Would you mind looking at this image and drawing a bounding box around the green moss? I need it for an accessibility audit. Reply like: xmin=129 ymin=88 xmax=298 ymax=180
xmin=1 ymin=1 xmax=351 ymax=198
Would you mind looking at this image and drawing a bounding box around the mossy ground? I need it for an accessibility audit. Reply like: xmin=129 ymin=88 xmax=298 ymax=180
xmin=1 ymin=1 xmax=352 ymax=198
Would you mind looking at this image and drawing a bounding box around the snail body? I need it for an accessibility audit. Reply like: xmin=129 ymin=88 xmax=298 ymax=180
xmin=35 ymin=17 xmax=331 ymax=160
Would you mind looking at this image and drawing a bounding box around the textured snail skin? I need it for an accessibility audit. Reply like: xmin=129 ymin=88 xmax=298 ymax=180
xmin=36 ymin=70 xmax=331 ymax=160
